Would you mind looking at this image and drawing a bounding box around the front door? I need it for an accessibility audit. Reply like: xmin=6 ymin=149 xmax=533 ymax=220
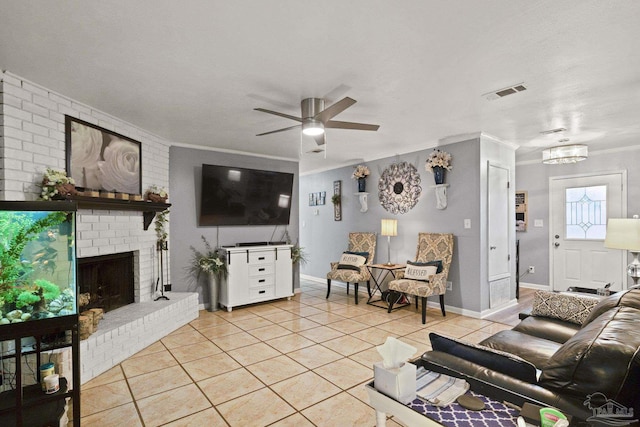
xmin=550 ymin=172 xmax=626 ymax=291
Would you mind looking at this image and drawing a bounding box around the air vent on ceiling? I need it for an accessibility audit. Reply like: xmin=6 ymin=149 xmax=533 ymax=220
xmin=483 ymin=83 xmax=527 ymax=100
xmin=540 ymin=127 xmax=567 ymax=135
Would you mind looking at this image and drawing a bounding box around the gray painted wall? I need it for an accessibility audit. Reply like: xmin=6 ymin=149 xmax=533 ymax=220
xmin=299 ymin=138 xmax=510 ymax=315
xmin=169 ymin=146 xmax=299 ymax=305
xmin=515 ymin=147 xmax=640 ymax=288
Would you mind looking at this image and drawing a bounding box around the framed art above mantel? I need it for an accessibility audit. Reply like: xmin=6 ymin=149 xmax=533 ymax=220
xmin=65 ymin=116 xmax=142 ymax=196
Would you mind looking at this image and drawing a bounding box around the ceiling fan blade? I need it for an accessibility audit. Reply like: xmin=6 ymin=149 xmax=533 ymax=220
xmin=313 ymin=133 xmax=326 ymax=146
xmin=325 ymin=120 xmax=380 ymax=131
xmin=322 ymin=84 xmax=351 ymax=104
xmin=254 ymin=108 xmax=302 ymax=122
xmin=315 ymin=97 xmax=356 ymax=123
xmin=256 ymin=125 xmax=300 ymax=136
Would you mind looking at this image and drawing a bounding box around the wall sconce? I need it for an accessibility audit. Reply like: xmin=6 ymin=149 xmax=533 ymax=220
xmin=381 ymin=219 xmax=398 ymax=265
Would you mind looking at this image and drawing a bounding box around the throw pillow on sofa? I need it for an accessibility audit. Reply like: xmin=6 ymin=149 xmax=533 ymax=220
xmin=531 ymin=290 xmax=600 ymax=325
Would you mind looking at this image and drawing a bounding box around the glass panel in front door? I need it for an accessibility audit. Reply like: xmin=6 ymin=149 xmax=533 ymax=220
xmin=565 ymin=185 xmax=607 ymax=240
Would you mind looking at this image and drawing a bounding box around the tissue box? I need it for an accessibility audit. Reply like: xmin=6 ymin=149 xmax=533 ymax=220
xmin=374 ymin=362 xmax=417 ymax=404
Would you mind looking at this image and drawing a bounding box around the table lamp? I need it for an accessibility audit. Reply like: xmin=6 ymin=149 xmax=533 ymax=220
xmin=381 ymin=219 xmax=398 ymax=265
xmin=604 ymin=215 xmax=640 ymax=286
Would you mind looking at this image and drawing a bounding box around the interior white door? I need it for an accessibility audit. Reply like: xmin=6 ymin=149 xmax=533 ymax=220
xmin=488 ymin=163 xmax=510 ymax=280
xmin=550 ymin=172 xmax=625 ymax=291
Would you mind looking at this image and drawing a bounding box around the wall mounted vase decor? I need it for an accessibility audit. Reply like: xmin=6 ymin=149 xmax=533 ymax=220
xmin=433 ymin=166 xmax=446 ymax=185
xmin=358 ymin=177 xmax=366 ymax=192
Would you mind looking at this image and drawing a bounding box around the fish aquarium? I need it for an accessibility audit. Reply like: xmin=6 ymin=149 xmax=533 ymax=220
xmin=0 ymin=201 xmax=77 ymax=328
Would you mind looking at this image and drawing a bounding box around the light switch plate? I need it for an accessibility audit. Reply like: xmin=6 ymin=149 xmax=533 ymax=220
xmin=464 ymin=219 xmax=471 ymax=229
xmin=534 ymin=219 xmax=543 ymax=227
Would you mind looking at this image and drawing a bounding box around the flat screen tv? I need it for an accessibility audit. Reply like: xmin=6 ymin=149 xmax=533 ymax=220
xmin=199 ymin=164 xmax=294 ymax=226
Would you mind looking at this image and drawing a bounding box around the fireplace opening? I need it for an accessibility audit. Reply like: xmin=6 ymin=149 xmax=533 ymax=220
xmin=78 ymin=252 xmax=135 ymax=312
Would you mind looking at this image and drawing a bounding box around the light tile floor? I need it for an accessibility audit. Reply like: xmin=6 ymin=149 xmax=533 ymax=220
xmin=77 ymin=280 xmax=520 ymax=426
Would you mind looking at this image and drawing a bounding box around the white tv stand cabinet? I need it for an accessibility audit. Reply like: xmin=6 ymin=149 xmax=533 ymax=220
xmin=219 ymin=244 xmax=293 ymax=311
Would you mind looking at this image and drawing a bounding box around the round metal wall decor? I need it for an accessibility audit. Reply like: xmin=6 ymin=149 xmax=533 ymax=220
xmin=378 ymin=161 xmax=422 ymax=214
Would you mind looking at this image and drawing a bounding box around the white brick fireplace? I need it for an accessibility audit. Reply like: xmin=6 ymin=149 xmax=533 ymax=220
xmin=0 ymin=71 xmax=198 ymax=382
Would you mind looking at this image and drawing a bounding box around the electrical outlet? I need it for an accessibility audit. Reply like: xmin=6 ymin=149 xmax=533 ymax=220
xmin=528 ymin=266 xmax=535 ymax=274
xmin=446 ymin=281 xmax=453 ymax=291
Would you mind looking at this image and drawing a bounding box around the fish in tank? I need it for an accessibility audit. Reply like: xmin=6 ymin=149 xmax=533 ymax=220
xmin=0 ymin=201 xmax=77 ymax=325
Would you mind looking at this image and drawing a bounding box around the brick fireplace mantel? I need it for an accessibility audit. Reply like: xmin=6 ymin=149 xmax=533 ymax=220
xmin=64 ymin=196 xmax=170 ymax=230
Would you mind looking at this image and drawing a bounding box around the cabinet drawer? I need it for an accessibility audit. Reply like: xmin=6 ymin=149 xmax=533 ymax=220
xmin=250 ymin=286 xmax=275 ymax=300
xmin=248 ymin=251 xmax=275 ymax=264
xmin=249 ymin=264 xmax=274 ymax=276
xmin=249 ymin=275 xmax=274 ymax=288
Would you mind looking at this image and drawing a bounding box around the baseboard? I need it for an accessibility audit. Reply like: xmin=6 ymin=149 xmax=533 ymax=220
xmin=300 ymin=274 xmax=325 ymax=284
xmin=300 ymin=274 xmax=371 ymax=294
xmin=520 ymin=282 xmax=550 ymax=290
xmin=479 ymin=298 xmax=519 ymax=318
xmin=423 ymin=299 xmax=482 ymax=319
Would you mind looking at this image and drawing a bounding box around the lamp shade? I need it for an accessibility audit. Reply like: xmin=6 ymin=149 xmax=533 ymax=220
xmin=542 ymin=144 xmax=588 ymax=164
xmin=604 ymin=217 xmax=640 ymax=251
xmin=381 ymin=219 xmax=398 ymax=237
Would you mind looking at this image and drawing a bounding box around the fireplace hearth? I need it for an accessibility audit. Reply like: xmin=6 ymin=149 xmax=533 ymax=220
xmin=78 ymin=252 xmax=135 ymax=312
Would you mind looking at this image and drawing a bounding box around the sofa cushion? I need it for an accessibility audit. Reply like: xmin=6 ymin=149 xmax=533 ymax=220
xmin=531 ymin=290 xmax=599 ymax=325
xmin=429 ymin=333 xmax=538 ymax=383
xmin=512 ymin=316 xmax=580 ymax=344
xmin=539 ymin=305 xmax=640 ymax=401
xmin=581 ymin=288 xmax=640 ymax=326
xmin=480 ymin=330 xmax=562 ymax=368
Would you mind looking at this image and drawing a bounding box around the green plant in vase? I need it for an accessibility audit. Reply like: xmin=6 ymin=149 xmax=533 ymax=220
xmin=155 ymin=209 xmax=169 ymax=250
xmin=291 ymin=244 xmax=308 ymax=266
xmin=188 ymin=236 xmax=226 ymax=312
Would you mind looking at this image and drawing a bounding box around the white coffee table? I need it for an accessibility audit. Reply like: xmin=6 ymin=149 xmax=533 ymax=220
xmin=365 ymin=382 xmax=441 ymax=427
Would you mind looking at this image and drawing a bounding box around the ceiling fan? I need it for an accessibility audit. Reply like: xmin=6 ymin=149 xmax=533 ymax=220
xmin=254 ymin=97 xmax=379 ymax=145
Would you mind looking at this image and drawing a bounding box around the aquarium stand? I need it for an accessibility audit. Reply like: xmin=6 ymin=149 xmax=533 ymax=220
xmin=0 ymin=316 xmax=80 ymax=427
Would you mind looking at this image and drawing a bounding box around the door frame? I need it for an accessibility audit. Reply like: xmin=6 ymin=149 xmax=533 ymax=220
xmin=548 ymin=170 xmax=628 ymax=290
xmin=487 ymin=161 xmax=511 ymax=282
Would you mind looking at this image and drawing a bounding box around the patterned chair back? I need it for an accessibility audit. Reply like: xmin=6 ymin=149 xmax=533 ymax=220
xmin=415 ymin=233 xmax=454 ymax=280
xmin=348 ymin=232 xmax=377 ymax=264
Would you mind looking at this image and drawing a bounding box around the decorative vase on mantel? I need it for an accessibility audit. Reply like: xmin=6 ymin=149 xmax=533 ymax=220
xmin=208 ymin=273 xmax=220 ymax=312
xmin=433 ymin=167 xmax=446 ymax=185
xmin=357 ymin=177 xmax=366 ymax=192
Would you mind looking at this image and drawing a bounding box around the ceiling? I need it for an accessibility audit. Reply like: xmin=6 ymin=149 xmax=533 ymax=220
xmin=2 ymin=1 xmax=640 ymax=174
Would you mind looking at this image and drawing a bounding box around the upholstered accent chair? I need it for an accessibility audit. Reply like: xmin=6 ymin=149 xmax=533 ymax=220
xmin=388 ymin=233 xmax=454 ymax=323
xmin=326 ymin=232 xmax=377 ymax=304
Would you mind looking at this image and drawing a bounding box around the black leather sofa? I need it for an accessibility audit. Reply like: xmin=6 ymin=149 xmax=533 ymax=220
xmin=418 ymin=289 xmax=640 ymax=422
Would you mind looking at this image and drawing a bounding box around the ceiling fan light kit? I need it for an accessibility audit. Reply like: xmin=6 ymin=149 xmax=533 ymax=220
xmin=254 ymin=96 xmax=379 ymax=146
xmin=302 ymin=119 xmax=324 ymax=136
xmin=542 ymin=144 xmax=588 ymax=164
